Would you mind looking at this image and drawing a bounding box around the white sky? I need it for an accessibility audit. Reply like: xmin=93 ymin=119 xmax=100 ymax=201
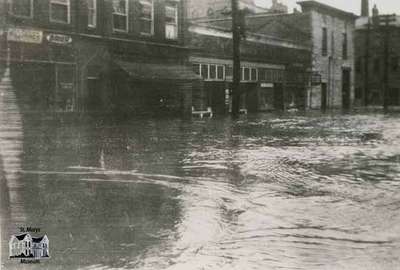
xmin=255 ymin=0 xmax=400 ymax=15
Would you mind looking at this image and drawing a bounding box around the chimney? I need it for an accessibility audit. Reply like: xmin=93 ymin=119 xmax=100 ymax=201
xmin=361 ymin=0 xmax=369 ymax=17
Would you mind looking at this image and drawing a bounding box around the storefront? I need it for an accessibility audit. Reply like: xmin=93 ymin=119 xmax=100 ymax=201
xmin=5 ymin=27 xmax=76 ymax=112
xmin=109 ymin=60 xmax=200 ymax=116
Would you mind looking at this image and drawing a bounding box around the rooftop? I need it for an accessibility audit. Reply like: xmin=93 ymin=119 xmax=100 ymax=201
xmin=297 ymin=1 xmax=358 ymax=19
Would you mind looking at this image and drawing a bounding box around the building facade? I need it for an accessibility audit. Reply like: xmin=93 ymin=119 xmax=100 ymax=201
xmin=298 ymin=1 xmax=356 ymax=110
xmin=354 ymin=3 xmax=400 ymax=107
xmin=0 ymin=0 xmax=199 ymax=115
xmin=188 ymin=13 xmax=312 ymax=114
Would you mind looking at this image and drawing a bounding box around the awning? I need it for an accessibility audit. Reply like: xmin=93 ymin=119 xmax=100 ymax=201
xmin=114 ymin=60 xmax=201 ymax=81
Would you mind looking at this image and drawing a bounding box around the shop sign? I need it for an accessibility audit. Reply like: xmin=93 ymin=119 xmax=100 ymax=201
xmin=7 ymin=28 xmax=43 ymax=44
xmin=46 ymin=34 xmax=72 ymax=45
xmin=261 ymin=83 xmax=273 ymax=88
xmin=60 ymin=82 xmax=74 ymax=91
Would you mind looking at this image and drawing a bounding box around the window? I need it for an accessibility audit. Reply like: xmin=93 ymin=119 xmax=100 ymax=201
xmin=193 ymin=64 xmax=200 ymax=75
xmin=322 ymin=27 xmax=328 ymax=56
xmin=139 ymin=0 xmax=154 ymax=35
xmin=250 ymin=68 xmax=257 ymax=81
xmin=209 ymin=65 xmax=216 ymax=79
xmin=342 ymin=33 xmax=348 ymax=60
xmin=201 ymin=64 xmax=208 ymax=79
xmin=225 ymin=66 xmax=233 ymax=78
xmin=113 ymin=0 xmax=128 ymax=32
xmin=194 ymin=64 xmax=225 ymax=80
xmin=243 ymin=67 xmax=250 ymax=81
xmin=9 ymin=0 xmax=33 ymax=18
xmin=50 ymin=0 xmax=70 ymax=24
xmin=258 ymin=68 xmax=266 ymax=81
xmin=87 ymin=0 xmax=97 ymax=28
xmin=165 ymin=3 xmax=178 ymax=39
xmin=217 ymin=65 xmax=224 ymax=80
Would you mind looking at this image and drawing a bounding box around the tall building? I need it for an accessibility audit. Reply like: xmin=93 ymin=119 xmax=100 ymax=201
xmin=0 ymin=0 xmax=199 ymax=115
xmin=354 ymin=2 xmax=400 ymax=107
xmin=298 ymin=1 xmax=357 ymax=110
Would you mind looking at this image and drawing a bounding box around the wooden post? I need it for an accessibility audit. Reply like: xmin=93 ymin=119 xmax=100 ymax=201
xmin=231 ymin=0 xmax=241 ymax=117
xmin=364 ymin=20 xmax=370 ymax=106
xmin=379 ymin=14 xmax=396 ymax=111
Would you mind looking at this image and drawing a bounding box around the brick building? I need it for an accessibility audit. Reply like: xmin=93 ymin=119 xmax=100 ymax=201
xmin=354 ymin=2 xmax=400 ymax=107
xmin=188 ymin=13 xmax=312 ymax=113
xmin=0 ymin=0 xmax=199 ymax=115
xmin=297 ymin=1 xmax=357 ymax=110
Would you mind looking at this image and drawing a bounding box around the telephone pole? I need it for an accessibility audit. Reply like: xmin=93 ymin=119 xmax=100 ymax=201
xmin=231 ymin=0 xmax=241 ymax=117
xmin=363 ymin=20 xmax=370 ymax=106
xmin=379 ymin=14 xmax=396 ymax=111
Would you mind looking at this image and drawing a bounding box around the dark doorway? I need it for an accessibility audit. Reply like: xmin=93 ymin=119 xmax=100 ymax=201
xmin=321 ymin=83 xmax=327 ymax=111
xmin=244 ymin=83 xmax=258 ymax=113
xmin=87 ymin=78 xmax=103 ymax=112
xmin=342 ymin=69 xmax=351 ymax=110
xmin=273 ymin=83 xmax=284 ymax=111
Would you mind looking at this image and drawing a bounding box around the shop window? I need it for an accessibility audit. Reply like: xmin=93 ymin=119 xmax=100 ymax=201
xmin=9 ymin=0 xmax=33 ymax=18
xmin=243 ymin=67 xmax=250 ymax=81
xmin=165 ymin=2 xmax=178 ymax=39
xmin=322 ymin=27 xmax=328 ymax=56
xmin=217 ymin=65 xmax=224 ymax=80
xmin=87 ymin=0 xmax=97 ymax=28
xmin=139 ymin=0 xmax=154 ymax=35
xmin=112 ymin=0 xmax=128 ymax=32
xmin=258 ymin=68 xmax=266 ymax=81
xmin=342 ymin=32 xmax=348 ymax=60
xmin=201 ymin=64 xmax=208 ymax=79
xmin=250 ymin=68 xmax=257 ymax=81
xmin=50 ymin=0 xmax=70 ymax=24
xmin=266 ymin=69 xmax=272 ymax=82
xmin=193 ymin=64 xmax=200 ymax=75
xmin=209 ymin=65 xmax=216 ymax=79
xmin=225 ymin=66 xmax=233 ymax=78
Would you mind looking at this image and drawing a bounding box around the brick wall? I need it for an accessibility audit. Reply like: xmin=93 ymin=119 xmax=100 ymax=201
xmin=308 ymin=11 xmax=355 ymax=109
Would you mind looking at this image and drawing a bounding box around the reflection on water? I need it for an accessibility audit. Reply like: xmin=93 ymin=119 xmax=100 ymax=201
xmin=1 ymin=112 xmax=400 ymax=270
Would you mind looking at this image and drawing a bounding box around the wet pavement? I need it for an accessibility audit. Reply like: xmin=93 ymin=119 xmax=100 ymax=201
xmin=1 ymin=111 xmax=400 ymax=270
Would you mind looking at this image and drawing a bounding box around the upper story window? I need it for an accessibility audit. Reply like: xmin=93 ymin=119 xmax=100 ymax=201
xmin=9 ymin=0 xmax=33 ymax=18
xmin=342 ymin=33 xmax=348 ymax=60
xmin=87 ymin=0 xmax=97 ymax=28
xmin=113 ymin=0 xmax=128 ymax=32
xmin=50 ymin=0 xmax=71 ymax=24
xmin=165 ymin=2 xmax=178 ymax=40
xmin=241 ymin=67 xmax=257 ymax=82
xmin=139 ymin=0 xmax=154 ymax=35
xmin=322 ymin=27 xmax=328 ymax=57
xmin=193 ymin=63 xmax=225 ymax=81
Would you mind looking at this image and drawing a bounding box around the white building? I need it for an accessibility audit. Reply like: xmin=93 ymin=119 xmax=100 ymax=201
xmin=9 ymin=233 xmax=49 ymax=258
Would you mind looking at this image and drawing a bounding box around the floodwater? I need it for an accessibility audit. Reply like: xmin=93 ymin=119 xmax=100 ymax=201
xmin=1 ymin=112 xmax=400 ymax=270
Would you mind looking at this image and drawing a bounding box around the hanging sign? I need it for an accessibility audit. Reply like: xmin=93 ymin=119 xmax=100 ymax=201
xmin=7 ymin=28 xmax=43 ymax=44
xmin=46 ymin=34 xmax=72 ymax=45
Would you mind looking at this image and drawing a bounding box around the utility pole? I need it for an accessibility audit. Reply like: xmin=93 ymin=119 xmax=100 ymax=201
xmin=363 ymin=20 xmax=370 ymax=106
xmin=231 ymin=0 xmax=241 ymax=117
xmin=379 ymin=14 xmax=396 ymax=111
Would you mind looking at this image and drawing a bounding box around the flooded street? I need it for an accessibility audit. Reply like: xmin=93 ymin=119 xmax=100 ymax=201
xmin=1 ymin=112 xmax=400 ymax=270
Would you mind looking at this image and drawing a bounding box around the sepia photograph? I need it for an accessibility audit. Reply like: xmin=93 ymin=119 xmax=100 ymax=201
xmin=0 ymin=0 xmax=399 ymax=269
